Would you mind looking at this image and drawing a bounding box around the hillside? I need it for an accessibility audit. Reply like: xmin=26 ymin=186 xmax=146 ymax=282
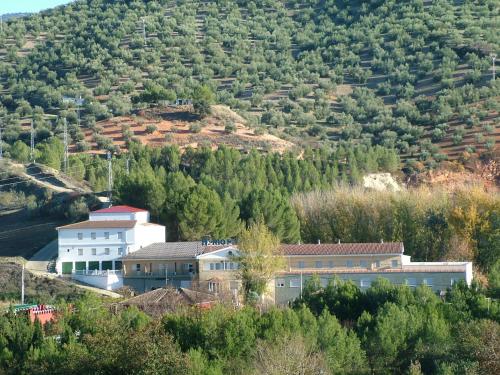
xmin=76 ymin=104 xmax=294 ymax=153
xmin=0 ymin=159 xmax=100 ymax=258
xmin=0 ymin=0 xmax=497 ymax=170
xmin=0 ymin=260 xmax=85 ymax=304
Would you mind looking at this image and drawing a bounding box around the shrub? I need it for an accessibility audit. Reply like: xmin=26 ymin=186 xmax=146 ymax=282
xmin=145 ymin=124 xmax=158 ymax=134
xmin=189 ymin=123 xmax=202 ymax=133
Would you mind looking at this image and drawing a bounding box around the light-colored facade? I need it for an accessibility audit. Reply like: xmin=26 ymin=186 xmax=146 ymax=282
xmin=56 ymin=205 xmax=165 ymax=290
xmin=121 ymin=242 xmax=473 ymax=304
xmin=121 ymin=242 xmax=241 ymax=294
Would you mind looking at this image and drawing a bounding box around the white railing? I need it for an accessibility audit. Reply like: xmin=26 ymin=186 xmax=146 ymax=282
xmin=73 ymin=269 xmax=122 ymax=276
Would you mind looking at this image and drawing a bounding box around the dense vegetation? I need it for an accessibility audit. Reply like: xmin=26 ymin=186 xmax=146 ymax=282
xmin=294 ymin=186 xmax=500 ymax=274
xmin=0 ymin=279 xmax=498 ymax=375
xmin=0 ymin=0 xmax=497 ymax=166
xmin=2 ymin=137 xmax=400 ymax=241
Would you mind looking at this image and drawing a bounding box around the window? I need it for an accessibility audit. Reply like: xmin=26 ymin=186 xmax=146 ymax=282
xmin=104 ymin=232 xmax=110 ymax=240
xmin=184 ymin=263 xmax=193 ymax=273
xmin=346 ymin=260 xmax=353 ymax=268
xmin=209 ymin=263 xmax=215 ymax=271
xmin=104 ymin=248 xmax=110 ymax=255
xmin=91 ymin=232 xmax=96 ymax=240
xmin=298 ymin=261 xmax=305 ymax=269
xmin=77 ymin=233 xmax=83 ymax=240
xmin=91 ymin=248 xmax=96 ymax=255
xmin=361 ymin=279 xmax=371 ymax=288
xmin=118 ymin=247 xmax=123 ymax=255
xmin=405 ymin=278 xmax=417 ymax=287
xmin=117 ymin=232 xmax=123 ymax=240
xmin=135 ymin=264 xmax=141 ymax=272
xmin=422 ymin=278 xmax=433 ymax=287
xmin=289 ymin=278 xmax=301 ymax=288
xmin=328 ymin=260 xmax=334 ymax=268
xmin=215 ymin=263 xmax=222 ymax=270
xmin=320 ymin=278 xmax=329 ymax=288
xmin=375 ymin=260 xmax=381 ymax=268
xmin=276 ymin=279 xmax=285 ymax=288
xmin=360 ymin=260 xmax=368 ymax=268
xmin=315 ymin=261 xmax=323 ymax=268
xmin=450 ymin=278 xmax=458 ymax=286
xmin=208 ymin=281 xmax=219 ymax=293
xmin=391 ymin=260 xmax=399 ymax=268
xmin=78 ymin=248 xmax=83 ymax=256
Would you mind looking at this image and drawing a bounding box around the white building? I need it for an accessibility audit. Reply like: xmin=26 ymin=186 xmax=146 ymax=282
xmin=56 ymin=205 xmax=165 ymax=290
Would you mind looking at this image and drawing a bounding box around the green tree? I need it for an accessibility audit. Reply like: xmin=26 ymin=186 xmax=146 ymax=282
xmin=236 ymin=220 xmax=284 ymax=298
xmin=178 ymin=184 xmax=225 ymax=240
xmin=193 ymin=85 xmax=215 ymax=117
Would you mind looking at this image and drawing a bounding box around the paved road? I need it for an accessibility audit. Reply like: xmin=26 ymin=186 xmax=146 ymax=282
xmin=25 ymin=239 xmax=57 ymax=272
xmin=29 ymin=239 xmax=58 ymax=261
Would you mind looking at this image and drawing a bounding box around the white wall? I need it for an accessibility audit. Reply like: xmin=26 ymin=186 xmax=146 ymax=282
xmin=89 ymin=211 xmax=149 ymax=223
xmin=128 ymin=224 xmax=166 ymax=253
xmin=56 ymin=223 xmax=166 ymax=273
xmin=57 ymin=227 xmax=131 ymax=273
xmin=72 ymin=272 xmax=123 ymax=290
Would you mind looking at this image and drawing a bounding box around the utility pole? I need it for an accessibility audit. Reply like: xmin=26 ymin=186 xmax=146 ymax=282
xmin=491 ymin=53 xmax=497 ymax=81
xmin=21 ymin=263 xmax=25 ymax=305
xmin=30 ymin=119 xmax=35 ymax=163
xmin=107 ymin=151 xmax=113 ymax=206
xmin=76 ymin=95 xmax=82 ymax=127
xmin=63 ymin=118 xmax=69 ymax=173
xmin=142 ymin=17 xmax=147 ymax=47
xmin=1 ymin=15 xmax=3 ymax=34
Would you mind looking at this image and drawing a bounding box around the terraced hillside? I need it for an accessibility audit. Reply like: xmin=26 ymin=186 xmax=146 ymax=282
xmin=0 ymin=0 xmax=498 ymax=169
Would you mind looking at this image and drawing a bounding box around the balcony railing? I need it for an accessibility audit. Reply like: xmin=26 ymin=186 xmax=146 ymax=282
xmin=125 ymin=271 xmax=195 ymax=278
xmin=73 ymin=269 xmax=122 ymax=276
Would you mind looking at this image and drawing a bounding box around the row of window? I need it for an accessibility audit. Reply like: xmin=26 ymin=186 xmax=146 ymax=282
xmin=294 ymin=259 xmax=399 ymax=269
xmin=76 ymin=247 xmax=123 ymax=256
xmin=77 ymin=231 xmax=124 ymax=240
xmin=132 ymin=263 xmax=194 ymax=273
xmin=204 ymin=262 xmax=240 ymax=271
xmin=276 ymin=277 xmax=457 ymax=288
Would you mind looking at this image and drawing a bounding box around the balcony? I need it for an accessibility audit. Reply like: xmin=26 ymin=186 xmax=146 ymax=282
xmin=124 ymin=271 xmax=196 ymax=279
xmin=73 ymin=269 xmax=122 ymax=276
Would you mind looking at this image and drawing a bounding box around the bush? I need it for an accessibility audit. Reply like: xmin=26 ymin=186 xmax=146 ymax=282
xmin=189 ymin=123 xmax=202 ymax=133
xmin=145 ymin=124 xmax=158 ymax=134
xmin=224 ymin=120 xmax=236 ymax=134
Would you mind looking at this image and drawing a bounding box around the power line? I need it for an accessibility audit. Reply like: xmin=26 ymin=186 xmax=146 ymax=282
xmin=107 ymin=151 xmax=113 ymax=205
xmin=0 ymin=163 xmax=92 ymax=188
xmin=491 ymin=53 xmax=497 ymax=81
xmin=0 ymin=125 xmax=3 ymax=160
xmin=142 ymin=17 xmax=147 ymax=47
xmin=30 ymin=119 xmax=35 ymax=163
xmin=63 ymin=118 xmax=69 ymax=173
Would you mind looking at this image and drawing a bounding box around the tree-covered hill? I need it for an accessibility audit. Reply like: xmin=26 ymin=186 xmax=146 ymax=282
xmin=0 ymin=0 xmax=498 ymax=169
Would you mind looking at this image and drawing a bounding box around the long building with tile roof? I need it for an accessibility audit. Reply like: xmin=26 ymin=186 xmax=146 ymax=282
xmin=120 ymin=241 xmax=472 ymax=304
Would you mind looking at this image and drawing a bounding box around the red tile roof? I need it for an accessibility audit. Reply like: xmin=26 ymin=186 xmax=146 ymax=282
xmin=281 ymin=243 xmax=403 ymax=256
xmin=91 ymin=205 xmax=147 ymax=214
xmin=57 ymin=220 xmax=137 ymax=230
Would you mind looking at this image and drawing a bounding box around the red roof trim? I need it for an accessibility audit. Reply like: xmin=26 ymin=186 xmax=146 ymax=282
xmin=91 ymin=205 xmax=147 ymax=214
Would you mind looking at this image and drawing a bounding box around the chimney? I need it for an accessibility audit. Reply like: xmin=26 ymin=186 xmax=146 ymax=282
xmin=317 ymin=239 xmax=321 ymax=245
xmin=380 ymin=239 xmax=384 ymax=243
xmin=337 ymin=239 xmax=341 ymax=244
